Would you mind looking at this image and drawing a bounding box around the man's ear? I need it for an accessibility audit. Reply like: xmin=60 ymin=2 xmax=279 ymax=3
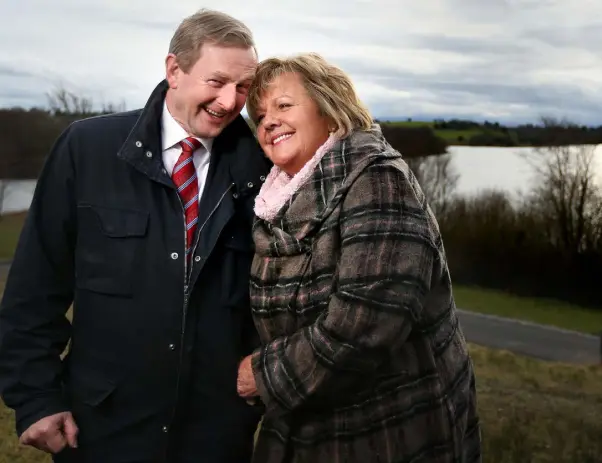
xmin=165 ymin=53 xmax=180 ymax=89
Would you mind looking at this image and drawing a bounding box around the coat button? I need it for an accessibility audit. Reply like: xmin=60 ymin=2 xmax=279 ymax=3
xmin=260 ymin=176 xmax=266 ymax=181
xmin=135 ymin=141 xmax=142 ymax=148
xmin=171 ymin=252 xmax=178 ymax=260
xmin=168 ymin=343 xmax=175 ymax=351
xmin=194 ymin=256 xmax=201 ymax=262
xmin=162 ymin=425 xmax=168 ymax=433
xmin=146 ymin=150 xmax=153 ymax=158
xmin=247 ymin=182 xmax=254 ymax=188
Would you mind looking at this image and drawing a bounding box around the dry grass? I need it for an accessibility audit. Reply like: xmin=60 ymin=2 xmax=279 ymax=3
xmin=0 ymin=343 xmax=601 ymax=462
xmin=472 ymin=344 xmax=602 ymax=462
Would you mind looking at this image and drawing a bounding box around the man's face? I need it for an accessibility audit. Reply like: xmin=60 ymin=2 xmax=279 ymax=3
xmin=165 ymin=43 xmax=257 ymax=139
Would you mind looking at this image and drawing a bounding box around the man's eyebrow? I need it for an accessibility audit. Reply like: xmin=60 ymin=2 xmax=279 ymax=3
xmin=208 ymin=71 xmax=255 ymax=83
xmin=208 ymin=71 xmax=231 ymax=81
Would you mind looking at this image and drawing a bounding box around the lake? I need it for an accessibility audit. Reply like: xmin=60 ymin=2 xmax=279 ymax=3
xmin=2 ymin=145 xmax=602 ymax=213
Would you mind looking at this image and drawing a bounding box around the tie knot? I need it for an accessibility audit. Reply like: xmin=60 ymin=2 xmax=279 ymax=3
xmin=179 ymin=137 xmax=202 ymax=153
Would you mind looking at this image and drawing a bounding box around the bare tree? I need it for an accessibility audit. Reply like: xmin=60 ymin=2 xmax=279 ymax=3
xmin=522 ymin=117 xmax=602 ymax=255
xmin=406 ymin=153 xmax=460 ymax=218
xmin=47 ymin=86 xmax=94 ymax=115
xmin=46 ymin=85 xmax=125 ymax=116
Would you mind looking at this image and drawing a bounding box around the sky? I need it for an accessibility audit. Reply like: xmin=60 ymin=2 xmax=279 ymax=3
xmin=2 ymin=0 xmax=602 ymax=125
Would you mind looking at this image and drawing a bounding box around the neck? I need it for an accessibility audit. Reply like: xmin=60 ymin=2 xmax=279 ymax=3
xmin=165 ymin=90 xmax=191 ymax=136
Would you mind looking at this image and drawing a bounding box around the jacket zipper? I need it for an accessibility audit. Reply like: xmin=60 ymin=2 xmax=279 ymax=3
xmin=169 ymin=182 xmax=236 ymax=422
xmin=181 ymin=182 xmax=235 ymax=333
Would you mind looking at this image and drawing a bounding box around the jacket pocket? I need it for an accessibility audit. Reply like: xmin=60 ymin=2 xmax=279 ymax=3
xmin=69 ymin=367 xmax=118 ymax=408
xmin=75 ymin=204 xmax=149 ymax=296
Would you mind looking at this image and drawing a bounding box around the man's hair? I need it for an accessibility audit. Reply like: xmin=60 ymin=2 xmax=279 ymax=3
xmin=169 ymin=9 xmax=256 ymax=72
xmin=246 ymin=53 xmax=373 ymax=138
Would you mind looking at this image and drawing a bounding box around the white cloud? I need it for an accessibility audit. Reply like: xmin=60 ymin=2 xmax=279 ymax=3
xmin=1 ymin=0 xmax=601 ymax=124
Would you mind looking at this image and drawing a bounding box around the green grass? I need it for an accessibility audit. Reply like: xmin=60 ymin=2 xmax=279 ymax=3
xmin=454 ymin=285 xmax=602 ymax=335
xmin=382 ymin=120 xmax=511 ymax=145
xmin=0 ymin=212 xmax=26 ymax=261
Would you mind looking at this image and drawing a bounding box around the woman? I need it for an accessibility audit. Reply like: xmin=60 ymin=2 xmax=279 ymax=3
xmin=236 ymin=53 xmax=482 ymax=463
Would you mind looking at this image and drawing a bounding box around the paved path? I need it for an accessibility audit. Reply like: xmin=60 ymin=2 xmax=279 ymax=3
xmin=457 ymin=309 xmax=601 ymax=365
xmin=0 ymin=260 xmax=599 ymax=365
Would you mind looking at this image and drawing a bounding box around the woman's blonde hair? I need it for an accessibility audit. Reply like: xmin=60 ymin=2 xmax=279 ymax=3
xmin=246 ymin=53 xmax=373 ymax=138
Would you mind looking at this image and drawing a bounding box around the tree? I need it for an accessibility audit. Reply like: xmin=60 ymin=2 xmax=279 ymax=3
xmin=522 ymin=117 xmax=602 ymax=255
xmin=46 ymin=85 xmax=126 ymax=117
xmin=406 ymin=153 xmax=459 ymax=219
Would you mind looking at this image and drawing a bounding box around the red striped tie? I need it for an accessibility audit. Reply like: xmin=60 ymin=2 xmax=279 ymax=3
xmin=172 ymin=137 xmax=202 ymax=267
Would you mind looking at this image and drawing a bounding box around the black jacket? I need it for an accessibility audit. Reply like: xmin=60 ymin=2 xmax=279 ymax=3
xmin=0 ymin=80 xmax=271 ymax=462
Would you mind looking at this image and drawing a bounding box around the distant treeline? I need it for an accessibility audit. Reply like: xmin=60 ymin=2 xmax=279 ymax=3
xmin=4 ymin=97 xmax=601 ymax=180
xmin=1 ymin=102 xmax=448 ymax=179
xmin=381 ymin=117 xmax=602 ymax=147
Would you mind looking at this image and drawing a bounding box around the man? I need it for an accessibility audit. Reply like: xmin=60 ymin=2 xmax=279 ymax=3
xmin=0 ymin=9 xmax=270 ymax=463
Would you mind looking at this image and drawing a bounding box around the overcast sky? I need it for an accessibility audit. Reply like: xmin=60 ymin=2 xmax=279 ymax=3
xmin=2 ymin=0 xmax=601 ymax=125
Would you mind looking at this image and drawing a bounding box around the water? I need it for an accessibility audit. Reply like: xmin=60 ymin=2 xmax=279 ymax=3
xmin=2 ymin=145 xmax=602 ymax=213
xmin=0 ymin=179 xmax=37 ymax=214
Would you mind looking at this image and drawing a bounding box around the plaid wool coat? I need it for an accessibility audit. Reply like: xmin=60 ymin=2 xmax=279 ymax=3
xmin=249 ymin=125 xmax=482 ymax=463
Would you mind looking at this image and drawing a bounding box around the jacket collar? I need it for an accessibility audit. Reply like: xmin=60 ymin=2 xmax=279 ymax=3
xmin=117 ymin=79 xmax=271 ymax=196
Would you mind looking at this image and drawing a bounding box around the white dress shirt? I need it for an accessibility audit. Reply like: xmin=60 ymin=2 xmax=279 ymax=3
xmin=161 ymin=101 xmax=213 ymax=199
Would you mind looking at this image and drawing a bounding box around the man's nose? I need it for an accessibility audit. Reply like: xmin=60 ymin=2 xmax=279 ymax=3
xmin=217 ymin=85 xmax=237 ymax=112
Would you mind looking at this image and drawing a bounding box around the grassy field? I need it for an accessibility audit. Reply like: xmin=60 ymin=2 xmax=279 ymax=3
xmin=382 ymin=120 xmax=510 ymax=145
xmin=454 ymin=285 xmax=602 ymax=335
xmin=0 ymin=212 xmax=26 ymax=261
xmin=0 ymin=342 xmax=600 ymax=462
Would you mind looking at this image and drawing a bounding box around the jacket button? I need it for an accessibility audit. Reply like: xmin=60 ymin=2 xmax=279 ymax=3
xmin=168 ymin=343 xmax=175 ymax=351
xmin=247 ymin=182 xmax=254 ymax=188
xmin=162 ymin=425 xmax=168 ymax=433
xmin=194 ymin=256 xmax=201 ymax=263
xmin=135 ymin=141 xmax=142 ymax=148
xmin=171 ymin=252 xmax=178 ymax=260
xmin=146 ymin=150 xmax=153 ymax=158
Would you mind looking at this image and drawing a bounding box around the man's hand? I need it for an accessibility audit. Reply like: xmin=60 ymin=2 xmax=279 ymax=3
xmin=237 ymin=355 xmax=258 ymax=399
xmin=19 ymin=412 xmax=78 ymax=454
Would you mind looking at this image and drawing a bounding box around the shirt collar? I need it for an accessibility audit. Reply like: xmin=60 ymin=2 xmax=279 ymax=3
xmin=161 ymin=100 xmax=213 ymax=153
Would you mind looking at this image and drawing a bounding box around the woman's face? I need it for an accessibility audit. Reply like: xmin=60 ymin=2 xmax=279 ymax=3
xmin=254 ymin=72 xmax=331 ymax=176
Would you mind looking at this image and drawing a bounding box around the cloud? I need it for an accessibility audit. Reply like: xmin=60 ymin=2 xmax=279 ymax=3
xmin=1 ymin=0 xmax=601 ymax=124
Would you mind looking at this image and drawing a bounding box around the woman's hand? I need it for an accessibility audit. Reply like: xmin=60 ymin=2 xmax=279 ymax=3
xmin=237 ymin=355 xmax=258 ymax=398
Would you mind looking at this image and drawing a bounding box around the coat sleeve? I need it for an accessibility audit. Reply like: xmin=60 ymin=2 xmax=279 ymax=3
xmin=0 ymin=125 xmax=77 ymax=435
xmin=251 ymin=161 xmax=439 ymax=413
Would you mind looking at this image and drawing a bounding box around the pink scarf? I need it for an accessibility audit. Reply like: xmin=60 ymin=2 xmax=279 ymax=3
xmin=254 ymin=134 xmax=338 ymax=222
